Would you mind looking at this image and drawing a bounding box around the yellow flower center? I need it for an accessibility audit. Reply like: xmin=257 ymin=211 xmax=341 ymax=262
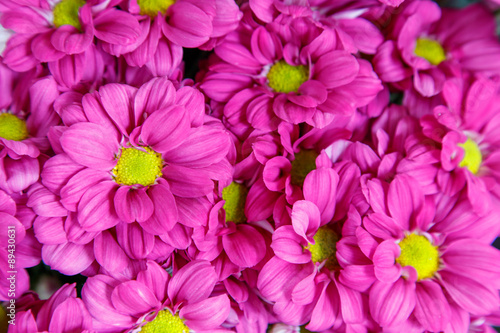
xmin=305 ymin=226 xmax=339 ymax=270
xmin=396 ymin=233 xmax=439 ymax=281
xmin=222 ymin=182 xmax=248 ymax=224
xmin=112 ymin=147 xmax=163 ymax=186
xmin=53 ymin=0 xmax=85 ymax=29
xmin=137 ymin=0 xmax=176 ymax=17
xmin=141 ymin=309 xmax=189 ymax=333
xmin=458 ymin=138 xmax=482 ymax=174
xmin=0 ymin=113 xmax=28 ymax=141
xmin=414 ymin=38 xmax=446 ymax=66
xmin=267 ymin=60 xmax=309 ymax=93
xmin=290 ymin=149 xmax=317 ymax=187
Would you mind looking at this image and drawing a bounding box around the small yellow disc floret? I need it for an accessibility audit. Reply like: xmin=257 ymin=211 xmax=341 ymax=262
xmin=396 ymin=233 xmax=439 ymax=281
xmin=458 ymin=138 xmax=482 ymax=174
xmin=414 ymin=38 xmax=446 ymax=66
xmin=306 ymin=226 xmax=339 ymax=270
xmin=290 ymin=150 xmax=318 ymax=187
xmin=141 ymin=309 xmax=189 ymax=333
xmin=112 ymin=147 xmax=163 ymax=186
xmin=222 ymin=182 xmax=248 ymax=224
xmin=53 ymin=0 xmax=85 ymax=29
xmin=267 ymin=60 xmax=309 ymax=93
xmin=0 ymin=113 xmax=28 ymax=141
xmin=137 ymin=0 xmax=175 ymax=17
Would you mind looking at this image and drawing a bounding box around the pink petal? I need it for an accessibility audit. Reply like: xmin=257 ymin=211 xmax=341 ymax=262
xmin=263 ymin=156 xmax=291 ymax=192
xmin=369 ymin=278 xmax=416 ymax=327
xmin=291 ymin=200 xmax=321 ymax=243
xmin=77 ymin=181 xmax=121 ymax=232
xmin=116 ymin=222 xmax=155 ymax=259
xmin=314 ymin=51 xmax=359 ymax=89
xmin=99 ymin=83 xmax=138 ymax=136
xmin=33 ymin=216 xmax=67 ymax=245
xmin=414 ymin=280 xmax=451 ymax=332
xmin=180 ymin=294 xmax=230 ymax=330
xmin=60 ymin=123 xmax=119 ymax=171
xmin=223 ymin=224 xmax=266 ymax=268
xmin=162 ymin=164 xmax=214 ymax=198
xmin=307 ymin=282 xmax=339 ymax=331
xmin=114 ymin=186 xmax=154 ymax=223
xmin=94 ymin=230 xmax=129 ymax=272
xmin=373 ymin=240 xmax=402 ymax=283
xmin=245 ymin=178 xmax=281 ymax=222
xmin=363 ymin=213 xmax=403 ymax=240
xmin=93 ymin=9 xmax=141 ymax=45
xmin=137 ymin=260 xmax=170 ymax=302
xmin=42 ymin=242 xmax=94 ymax=275
xmin=48 ymin=297 xmax=92 ymax=333
xmin=272 ymin=225 xmax=311 ymax=264
xmin=303 ymin=168 xmax=339 ymax=225
xmin=167 ymin=260 xmax=217 ymax=305
xmin=140 ymin=182 xmax=178 ymax=234
xmin=60 ymin=168 xmax=109 ymax=212
xmin=111 ymin=281 xmax=160 ymax=316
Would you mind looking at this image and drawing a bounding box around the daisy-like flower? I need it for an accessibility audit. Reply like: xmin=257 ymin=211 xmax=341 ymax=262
xmin=373 ymin=0 xmax=500 ymax=96
xmin=8 ymin=283 xmax=93 ymax=333
xmin=0 ymin=66 xmax=59 ymax=194
xmin=200 ymin=8 xmax=382 ymax=130
xmin=82 ymin=260 xmax=230 ymax=332
xmin=344 ymin=174 xmax=500 ymax=331
xmin=41 ymin=77 xmax=231 ymax=238
xmin=0 ymin=0 xmax=141 ymax=72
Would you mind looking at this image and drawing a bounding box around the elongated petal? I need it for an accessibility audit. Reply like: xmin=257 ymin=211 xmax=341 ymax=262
xmin=291 ymin=200 xmax=321 ymax=242
xmin=42 ymin=242 xmax=94 ymax=275
xmin=369 ymin=278 xmax=416 ymax=327
xmin=222 ymin=224 xmax=266 ymax=268
xmin=94 ymin=230 xmax=129 ymax=272
xmin=77 ymin=181 xmax=120 ymax=232
xmin=180 ymin=294 xmax=230 ymax=330
xmin=137 ymin=260 xmax=170 ymax=302
xmin=114 ymin=186 xmax=154 ymax=223
xmin=168 ymin=260 xmax=217 ymax=305
xmin=271 ymin=225 xmax=311 ymax=264
xmin=303 ymin=168 xmax=338 ymax=225
xmin=99 ymin=83 xmax=138 ymax=136
xmin=111 ymin=281 xmax=159 ymax=316
xmin=413 ymin=280 xmax=451 ymax=332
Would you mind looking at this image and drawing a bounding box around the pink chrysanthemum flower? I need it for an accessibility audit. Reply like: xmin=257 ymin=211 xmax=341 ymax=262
xmin=0 ymin=0 xmax=141 ymax=72
xmin=0 ymin=66 xmax=60 ymax=193
xmin=106 ymin=0 xmax=242 ymax=69
xmin=420 ymin=76 xmax=500 ymax=215
xmin=200 ymin=9 xmax=382 ymax=130
xmin=341 ymin=174 xmax=500 ymax=331
xmin=82 ymin=260 xmax=230 ymax=332
xmin=41 ymin=77 xmax=231 ymax=238
xmin=373 ymin=0 xmax=500 ymax=96
xmin=8 ymin=283 xmax=93 ymax=333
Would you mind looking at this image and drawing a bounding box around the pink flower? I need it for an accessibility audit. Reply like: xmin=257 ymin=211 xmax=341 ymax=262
xmin=8 ymin=283 xmax=94 ymax=333
xmin=342 ymin=174 xmax=500 ymax=330
xmin=0 ymin=67 xmax=60 ymax=194
xmin=82 ymin=260 xmax=230 ymax=332
xmin=200 ymin=8 xmax=382 ymax=130
xmin=373 ymin=1 xmax=500 ymax=96
xmin=0 ymin=0 xmax=141 ymax=72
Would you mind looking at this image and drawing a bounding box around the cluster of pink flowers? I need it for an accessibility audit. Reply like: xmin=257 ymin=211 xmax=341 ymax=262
xmin=1 ymin=0 xmax=500 ymax=332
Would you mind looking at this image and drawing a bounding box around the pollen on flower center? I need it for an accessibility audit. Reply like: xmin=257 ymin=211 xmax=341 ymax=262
xmin=53 ymin=0 xmax=85 ymax=29
xmin=137 ymin=0 xmax=176 ymax=17
xmin=0 ymin=113 xmax=28 ymax=141
xmin=290 ymin=149 xmax=318 ymax=187
xmin=222 ymin=182 xmax=248 ymax=224
xmin=141 ymin=309 xmax=189 ymax=333
xmin=112 ymin=146 xmax=163 ymax=186
xmin=396 ymin=233 xmax=439 ymax=281
xmin=267 ymin=60 xmax=309 ymax=93
xmin=414 ymin=38 xmax=446 ymax=66
xmin=305 ymin=226 xmax=339 ymax=270
xmin=458 ymin=138 xmax=482 ymax=174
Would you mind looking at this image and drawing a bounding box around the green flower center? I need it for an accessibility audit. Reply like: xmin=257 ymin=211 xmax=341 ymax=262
xmin=290 ymin=149 xmax=317 ymax=187
xmin=0 ymin=113 xmax=28 ymax=141
xmin=458 ymin=138 xmax=482 ymax=174
xmin=267 ymin=60 xmax=309 ymax=93
xmin=53 ymin=0 xmax=85 ymax=29
xmin=414 ymin=38 xmax=446 ymax=66
xmin=137 ymin=0 xmax=176 ymax=17
xmin=141 ymin=309 xmax=189 ymax=333
xmin=305 ymin=226 xmax=339 ymax=270
xmin=396 ymin=233 xmax=439 ymax=281
xmin=112 ymin=147 xmax=163 ymax=186
xmin=222 ymin=182 xmax=248 ymax=224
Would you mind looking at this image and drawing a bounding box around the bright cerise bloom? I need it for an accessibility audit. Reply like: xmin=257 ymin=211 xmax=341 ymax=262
xmin=82 ymin=260 xmax=230 ymax=332
xmin=41 ymin=77 xmax=231 ymax=236
xmin=200 ymin=8 xmax=382 ymax=130
xmin=338 ymin=174 xmax=500 ymax=331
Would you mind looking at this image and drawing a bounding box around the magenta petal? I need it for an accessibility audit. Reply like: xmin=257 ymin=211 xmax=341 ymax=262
xmin=2 ymin=156 xmax=39 ymax=193
xmin=94 ymin=230 xmax=129 ymax=272
xmin=41 ymin=154 xmax=84 ymax=195
xmin=314 ymin=51 xmax=359 ymax=89
xmin=141 ymin=105 xmax=189 ymax=153
xmin=307 ymin=282 xmax=339 ymax=331
xmin=222 ymin=224 xmax=266 ymax=268
xmin=168 ymin=260 xmax=217 ymax=305
xmin=116 ymin=222 xmax=154 ymax=259
xmin=387 ymin=174 xmax=423 ymax=230
xmin=93 ymin=9 xmax=141 ymax=45
xmin=373 ymin=240 xmax=402 ymax=283
xmin=82 ymin=275 xmax=135 ymax=327
xmin=60 ymin=169 xmax=109 ymax=212
xmin=111 ymin=281 xmax=160 ymax=316
xmin=33 ymin=216 xmax=67 ymax=245
xmin=60 ymin=123 xmax=119 ymax=170
xmin=413 ymin=280 xmax=451 ymax=332
xmin=369 ymin=278 xmax=416 ymax=327
xmin=439 ymin=270 xmax=500 ymax=316
xmin=159 ymin=222 xmax=191 ymax=249
xmin=303 ymin=168 xmax=339 ymax=225
xmin=48 ymin=297 xmax=92 ymax=333
xmin=271 ymin=225 xmax=311 ymax=264
xmin=114 ymin=186 xmax=154 ymax=223
xmin=180 ymin=294 xmax=230 ymax=330
xmin=99 ymin=83 xmax=138 ymax=136
xmin=245 ymin=178 xmax=281 ymax=222
xmin=291 ymin=200 xmax=321 ymax=242
xmin=291 ymin=270 xmax=317 ymax=305
xmin=334 ymin=279 xmax=364 ymax=324
xmin=137 ymin=261 xmax=170 ymax=302
xmin=363 ymin=213 xmax=403 ymax=240
xmin=77 ymin=181 xmax=121 ymax=232
xmin=42 ymin=242 xmax=94 ymax=276
xmin=162 ymin=164 xmax=214 ymax=198
xmin=140 ymin=183 xmax=178 ymax=234
xmin=263 ymin=156 xmax=291 ymax=191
